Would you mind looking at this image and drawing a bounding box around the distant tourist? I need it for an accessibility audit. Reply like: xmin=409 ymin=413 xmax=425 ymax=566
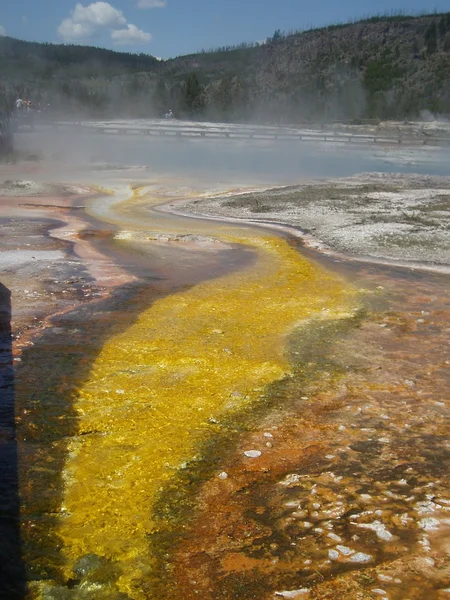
xmin=15 ymin=98 xmax=23 ymax=110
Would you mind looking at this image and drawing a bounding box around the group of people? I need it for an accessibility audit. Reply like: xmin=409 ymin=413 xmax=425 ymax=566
xmin=15 ymin=98 xmax=34 ymax=112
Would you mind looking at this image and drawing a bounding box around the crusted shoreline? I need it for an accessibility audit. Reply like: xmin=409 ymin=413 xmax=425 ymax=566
xmin=169 ymin=173 xmax=450 ymax=270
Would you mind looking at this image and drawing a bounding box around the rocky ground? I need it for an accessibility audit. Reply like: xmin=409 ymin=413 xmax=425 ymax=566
xmin=176 ymin=173 xmax=450 ymax=270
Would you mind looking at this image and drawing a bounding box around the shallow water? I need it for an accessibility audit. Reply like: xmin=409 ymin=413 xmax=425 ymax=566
xmin=16 ymin=131 xmax=449 ymax=184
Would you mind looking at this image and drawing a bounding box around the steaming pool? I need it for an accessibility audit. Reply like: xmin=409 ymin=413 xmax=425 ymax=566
xmin=15 ymin=128 xmax=449 ymax=182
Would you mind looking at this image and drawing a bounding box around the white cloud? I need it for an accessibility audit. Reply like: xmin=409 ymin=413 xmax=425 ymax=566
xmin=111 ymin=23 xmax=151 ymax=45
xmin=73 ymin=2 xmax=126 ymax=27
xmin=58 ymin=2 xmax=127 ymax=42
xmin=58 ymin=2 xmax=151 ymax=45
xmin=59 ymin=19 xmax=95 ymax=41
xmin=137 ymin=0 xmax=166 ymax=8
xmin=0 ymin=25 xmax=6 ymax=36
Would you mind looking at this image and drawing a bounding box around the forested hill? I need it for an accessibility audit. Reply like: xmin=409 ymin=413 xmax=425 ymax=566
xmin=0 ymin=36 xmax=159 ymax=82
xmin=1 ymin=12 xmax=450 ymax=122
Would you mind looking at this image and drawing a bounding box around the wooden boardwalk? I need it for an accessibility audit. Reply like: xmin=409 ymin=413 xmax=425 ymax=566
xmin=17 ymin=120 xmax=450 ymax=147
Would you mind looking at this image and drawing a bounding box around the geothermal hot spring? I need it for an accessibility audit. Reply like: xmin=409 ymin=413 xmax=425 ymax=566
xmin=0 ymin=128 xmax=449 ymax=600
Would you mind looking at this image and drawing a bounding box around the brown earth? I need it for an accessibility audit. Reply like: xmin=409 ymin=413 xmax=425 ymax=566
xmin=162 ymin=255 xmax=450 ymax=600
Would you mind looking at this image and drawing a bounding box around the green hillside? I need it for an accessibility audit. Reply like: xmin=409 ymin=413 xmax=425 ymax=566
xmin=1 ymin=12 xmax=450 ymax=122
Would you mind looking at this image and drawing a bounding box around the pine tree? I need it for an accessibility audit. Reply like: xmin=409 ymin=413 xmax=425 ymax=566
xmin=183 ymin=73 xmax=205 ymax=117
xmin=215 ymin=76 xmax=233 ymax=120
xmin=425 ymin=22 xmax=438 ymax=55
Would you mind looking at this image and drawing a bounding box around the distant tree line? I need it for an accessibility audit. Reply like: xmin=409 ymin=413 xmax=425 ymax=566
xmin=1 ymin=12 xmax=450 ymax=123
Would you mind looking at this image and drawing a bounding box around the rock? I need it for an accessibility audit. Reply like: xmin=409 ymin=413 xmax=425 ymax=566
xmin=377 ymin=529 xmax=393 ymax=541
xmin=73 ymin=554 xmax=102 ymax=578
xmin=27 ymin=581 xmax=73 ymax=600
xmin=279 ymin=473 xmax=307 ymax=486
xmin=218 ymin=471 xmax=228 ymax=480
xmin=415 ymin=500 xmax=437 ymax=514
xmin=336 ymin=545 xmax=354 ymax=556
xmin=419 ymin=517 xmax=440 ymax=531
xmin=356 ymin=521 xmax=393 ymax=541
xmin=274 ymin=590 xmax=310 ymax=598
xmin=347 ymin=552 xmax=373 ymax=563
xmin=71 ymin=553 xmax=122 ymax=590
xmin=244 ymin=450 xmax=262 ymax=458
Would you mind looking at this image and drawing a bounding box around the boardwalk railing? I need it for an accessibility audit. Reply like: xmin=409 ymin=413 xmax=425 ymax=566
xmin=17 ymin=120 xmax=450 ymax=147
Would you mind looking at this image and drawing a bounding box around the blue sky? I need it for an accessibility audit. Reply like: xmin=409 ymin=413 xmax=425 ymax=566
xmin=1 ymin=0 xmax=450 ymax=58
